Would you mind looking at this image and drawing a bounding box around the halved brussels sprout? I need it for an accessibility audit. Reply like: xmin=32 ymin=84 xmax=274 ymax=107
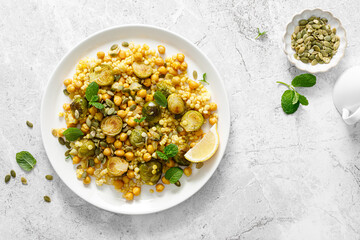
xmin=78 ymin=139 xmax=95 ymax=158
xmin=139 ymin=160 xmax=162 ymax=185
xmin=107 ymin=157 xmax=129 ymax=176
xmin=156 ymin=81 xmax=172 ymax=98
xmin=173 ymin=145 xmax=190 ymax=166
xmin=70 ymin=97 xmax=88 ymax=120
xmin=142 ymin=101 xmax=161 ymax=124
xmin=132 ymin=62 xmax=152 ymax=79
xmin=89 ymin=64 xmax=114 ymax=86
xmin=129 ymin=128 xmax=147 ymax=148
xmin=180 ymin=110 xmax=204 ymax=132
xmin=167 ymin=94 xmax=185 ymax=115
xmin=101 ymin=115 xmax=123 ymax=136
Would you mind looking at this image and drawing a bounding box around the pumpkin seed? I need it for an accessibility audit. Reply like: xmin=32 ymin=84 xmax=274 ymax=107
xmin=100 ymin=141 xmax=108 ymax=148
xmin=86 ymin=118 xmax=92 ymax=127
xmin=65 ymin=149 xmax=71 ymax=157
xmin=299 ymin=19 xmax=308 ymax=26
xmin=311 ymin=59 xmax=318 ymax=65
xmin=88 ymin=159 xmax=95 ymax=167
xmin=26 ymin=121 xmax=33 ymax=128
xmin=5 ymin=175 xmax=10 ymax=183
xmin=129 ymin=104 xmax=136 ymax=111
xmin=122 ymin=41 xmax=129 ymax=47
xmin=175 ymin=181 xmax=181 ymax=187
xmin=110 ymin=44 xmax=118 ymax=51
xmin=45 ymin=175 xmax=53 ymax=180
xmin=196 ymin=162 xmax=204 ymax=169
xmin=63 ymin=89 xmax=70 ymax=96
xmin=81 ymin=172 xmax=87 ymax=178
xmin=58 ymin=137 xmax=65 ymax=145
xmin=10 ymin=170 xmax=16 ymax=178
xmin=193 ymin=70 xmax=198 ymax=80
xmin=44 ymin=196 xmax=51 ymax=202
xmin=107 ymin=108 xmax=115 ymax=115
xmin=74 ymin=110 xmax=80 ymax=119
xmin=21 ymin=177 xmax=27 ymax=185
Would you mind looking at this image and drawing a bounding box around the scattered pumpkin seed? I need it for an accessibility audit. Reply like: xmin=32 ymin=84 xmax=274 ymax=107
xmin=74 ymin=110 xmax=80 ymax=119
xmin=21 ymin=177 xmax=27 ymax=185
xmin=196 ymin=162 xmax=204 ymax=169
xmin=65 ymin=149 xmax=71 ymax=157
xmin=129 ymin=104 xmax=136 ymax=111
xmin=58 ymin=137 xmax=65 ymax=145
xmin=5 ymin=175 xmax=11 ymax=183
xmin=175 ymin=181 xmax=181 ymax=187
xmin=88 ymin=159 xmax=95 ymax=167
xmin=122 ymin=41 xmax=129 ymax=47
xmin=45 ymin=175 xmax=53 ymax=180
xmin=81 ymin=172 xmax=88 ymax=178
xmin=193 ymin=70 xmax=198 ymax=80
xmin=107 ymin=108 xmax=115 ymax=115
xmin=26 ymin=121 xmax=33 ymax=128
xmin=10 ymin=170 xmax=16 ymax=178
xmin=63 ymin=89 xmax=70 ymax=96
xmin=44 ymin=195 xmax=51 ymax=202
xmin=110 ymin=44 xmax=118 ymax=51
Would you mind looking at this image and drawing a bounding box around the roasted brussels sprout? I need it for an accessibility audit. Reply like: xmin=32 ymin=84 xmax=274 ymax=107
xmin=180 ymin=110 xmax=204 ymax=132
xmin=107 ymin=157 xmax=129 ymax=176
xmin=156 ymin=81 xmax=172 ymax=98
xmin=89 ymin=63 xmax=114 ymax=86
xmin=78 ymin=139 xmax=95 ymax=158
xmin=167 ymin=94 xmax=185 ymax=115
xmin=101 ymin=115 xmax=123 ymax=136
xmin=129 ymin=128 xmax=147 ymax=148
xmin=70 ymin=97 xmax=88 ymax=120
xmin=132 ymin=62 xmax=152 ymax=79
xmin=139 ymin=160 xmax=162 ymax=185
xmin=142 ymin=101 xmax=161 ymax=124
xmin=173 ymin=145 xmax=190 ymax=166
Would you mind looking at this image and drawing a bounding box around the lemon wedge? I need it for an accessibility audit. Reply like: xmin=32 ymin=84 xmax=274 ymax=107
xmin=184 ymin=123 xmax=219 ymax=163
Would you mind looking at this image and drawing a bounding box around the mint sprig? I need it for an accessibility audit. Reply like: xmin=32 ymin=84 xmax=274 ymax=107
xmin=134 ymin=117 xmax=146 ymax=123
xmin=277 ymin=73 xmax=316 ymax=114
xmin=63 ymin=127 xmax=84 ymax=141
xmin=86 ymin=82 xmax=104 ymax=109
xmin=255 ymin=28 xmax=267 ymax=39
xmin=199 ymin=73 xmax=209 ymax=84
xmin=165 ymin=167 xmax=183 ymax=184
xmin=156 ymin=144 xmax=179 ymax=161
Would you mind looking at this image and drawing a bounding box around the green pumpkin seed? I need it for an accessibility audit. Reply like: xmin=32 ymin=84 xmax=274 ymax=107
xmin=193 ymin=70 xmax=198 ymax=80
xmin=175 ymin=181 xmax=181 ymax=187
xmin=10 ymin=170 xmax=16 ymax=178
xmin=21 ymin=177 xmax=27 ymax=185
xmin=88 ymin=159 xmax=95 ymax=167
xmin=129 ymin=104 xmax=136 ymax=111
xmin=81 ymin=172 xmax=87 ymax=178
xmin=63 ymin=89 xmax=70 ymax=96
xmin=86 ymin=118 xmax=92 ymax=127
xmin=122 ymin=41 xmax=129 ymax=47
xmin=58 ymin=137 xmax=65 ymax=145
xmin=107 ymin=108 xmax=115 ymax=115
xmin=5 ymin=175 xmax=10 ymax=183
xmin=45 ymin=175 xmax=53 ymax=180
xmin=44 ymin=196 xmax=51 ymax=202
xmin=196 ymin=162 xmax=204 ymax=169
xmin=300 ymin=57 xmax=309 ymax=63
xmin=110 ymin=44 xmax=118 ymax=51
xmin=311 ymin=59 xmax=318 ymax=65
xmin=100 ymin=141 xmax=108 ymax=148
xmin=26 ymin=121 xmax=33 ymax=128
xmin=299 ymin=19 xmax=308 ymax=26
xmin=74 ymin=110 xmax=80 ymax=119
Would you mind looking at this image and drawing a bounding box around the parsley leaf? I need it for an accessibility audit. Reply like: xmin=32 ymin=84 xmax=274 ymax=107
xmin=134 ymin=117 xmax=146 ymax=123
xmin=255 ymin=28 xmax=267 ymax=39
xmin=199 ymin=73 xmax=209 ymax=84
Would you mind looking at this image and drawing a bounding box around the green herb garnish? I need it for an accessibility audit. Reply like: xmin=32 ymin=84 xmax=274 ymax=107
xmin=154 ymin=91 xmax=167 ymax=107
xmin=277 ymin=73 xmax=316 ymax=114
xmin=16 ymin=151 xmax=37 ymax=171
xmin=156 ymin=151 xmax=168 ymax=160
xmin=62 ymin=127 xmax=84 ymax=141
xmin=156 ymin=144 xmax=179 ymax=161
xmin=165 ymin=167 xmax=184 ymax=184
xmin=134 ymin=117 xmax=146 ymax=123
xmin=199 ymin=73 xmax=209 ymax=84
xmin=255 ymin=28 xmax=267 ymax=39
xmin=85 ymin=82 xmax=104 ymax=109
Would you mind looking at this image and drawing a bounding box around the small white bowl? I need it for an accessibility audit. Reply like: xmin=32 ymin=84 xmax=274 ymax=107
xmin=283 ymin=9 xmax=347 ymax=73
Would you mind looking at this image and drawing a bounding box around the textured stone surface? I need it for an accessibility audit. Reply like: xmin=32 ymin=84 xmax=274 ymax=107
xmin=1 ymin=0 xmax=360 ymax=239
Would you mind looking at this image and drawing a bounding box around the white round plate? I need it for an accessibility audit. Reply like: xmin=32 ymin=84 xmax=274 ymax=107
xmin=41 ymin=25 xmax=230 ymax=214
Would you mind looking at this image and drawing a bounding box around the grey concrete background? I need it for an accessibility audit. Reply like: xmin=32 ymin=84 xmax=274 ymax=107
xmin=1 ymin=0 xmax=360 ymax=239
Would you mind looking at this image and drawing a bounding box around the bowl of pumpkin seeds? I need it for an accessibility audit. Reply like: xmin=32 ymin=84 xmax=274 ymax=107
xmin=283 ymin=9 xmax=347 ymax=73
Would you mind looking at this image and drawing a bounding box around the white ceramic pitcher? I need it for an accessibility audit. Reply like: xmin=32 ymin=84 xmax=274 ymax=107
xmin=333 ymin=66 xmax=360 ymax=125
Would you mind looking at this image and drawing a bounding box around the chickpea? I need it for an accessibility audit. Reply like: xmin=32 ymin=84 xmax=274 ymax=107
xmin=210 ymin=102 xmax=217 ymax=111
xmin=171 ymin=76 xmax=181 ymax=86
xmin=158 ymin=66 xmax=167 ymax=75
xmin=166 ymin=159 xmax=175 ymax=168
xmin=63 ymin=103 xmax=71 ymax=111
xmin=127 ymin=170 xmax=135 ymax=179
xmin=123 ymin=83 xmax=130 ymax=88
xmin=134 ymin=52 xmax=142 ymax=62
xmin=122 ymin=175 xmax=130 ymax=184
xmin=190 ymin=142 xmax=196 ymax=148
xmin=133 ymin=187 xmax=141 ymax=196
xmin=151 ymin=74 xmax=159 ymax=82
xmin=177 ymin=53 xmax=185 ymax=62
xmin=120 ymin=133 xmax=128 ymax=141
xmin=143 ymin=78 xmax=151 ymax=87
xmin=72 ymin=156 xmax=81 ymax=164
xmin=209 ymin=117 xmax=217 ymax=125
xmin=106 ymin=136 xmax=115 ymax=144
xmin=143 ymin=153 xmax=152 ymax=162
xmin=113 ymin=180 xmax=124 ymax=189
xmin=89 ymin=106 xmax=97 ymax=116
xmin=156 ymin=183 xmax=165 ymax=192
xmin=154 ymin=58 xmax=164 ymax=66
xmin=145 ymin=94 xmax=153 ymax=102
xmin=86 ymin=167 xmax=95 ymax=175
xmin=127 ymin=117 xmax=137 ymax=127
xmin=137 ymin=89 xmax=147 ymax=98
xmin=188 ymin=80 xmax=200 ymax=89
xmin=81 ymin=123 xmax=90 ymax=133
xmin=119 ymin=50 xmax=126 ymax=59
xmin=184 ymin=167 xmax=192 ymax=177
xmin=158 ymin=45 xmax=166 ymax=54
xmin=114 ymin=140 xmax=123 ymax=149
xmin=103 ymin=148 xmax=111 ymax=156
xmin=125 ymin=152 xmax=134 ymax=161
xmin=97 ymin=51 xmax=105 ymax=59
xmin=94 ymin=112 xmax=103 ymax=121
xmin=161 ymin=176 xmax=170 ymax=185
xmin=63 ymin=78 xmax=72 ymax=86
xmin=168 ymin=67 xmax=178 ymax=76
xmin=172 ymin=62 xmax=181 ymax=70
xmin=67 ymin=84 xmax=75 ymax=93
xmin=115 ymin=149 xmax=125 ymax=157
xmin=117 ymin=110 xmax=127 ymax=119
xmin=102 ymin=93 xmax=111 ymax=101
xmin=83 ymin=176 xmax=91 ymax=185
xmin=147 ymin=145 xmax=155 ymax=154
xmin=124 ymin=192 xmax=134 ymax=201
xmin=103 ymin=56 xmax=111 ymax=62
xmin=180 ymin=61 xmax=188 ymax=71
xmin=120 ymin=103 xmax=127 ymax=110
xmin=125 ymin=139 xmax=131 ymax=146
xmin=114 ymin=95 xmax=122 ymax=106
xmin=75 ymin=81 xmax=83 ymax=89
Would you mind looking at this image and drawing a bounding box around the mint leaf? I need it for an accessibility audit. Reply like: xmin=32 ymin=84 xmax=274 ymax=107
xmin=164 ymin=144 xmax=178 ymax=158
xmin=134 ymin=117 xmax=146 ymax=123
xmin=281 ymin=90 xmax=300 ymax=114
xmin=63 ymin=127 xmax=84 ymax=141
xmin=156 ymin=151 xmax=168 ymax=160
xmin=90 ymin=102 xmax=104 ymax=109
xmin=154 ymin=91 xmax=167 ymax=107
xmin=199 ymin=73 xmax=209 ymax=84
xmin=85 ymin=82 xmax=99 ymax=101
xmin=291 ymin=74 xmax=316 ymax=87
xmin=255 ymin=28 xmax=267 ymax=39
xmin=165 ymin=167 xmax=183 ymax=184
xmin=90 ymin=95 xmax=99 ymax=102
xmin=299 ymin=94 xmax=309 ymax=106
xmin=292 ymin=91 xmax=299 ymax=104
xmin=16 ymin=151 xmax=37 ymax=171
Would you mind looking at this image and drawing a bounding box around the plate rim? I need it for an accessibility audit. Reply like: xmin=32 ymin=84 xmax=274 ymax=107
xmin=40 ymin=24 xmax=230 ymax=215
